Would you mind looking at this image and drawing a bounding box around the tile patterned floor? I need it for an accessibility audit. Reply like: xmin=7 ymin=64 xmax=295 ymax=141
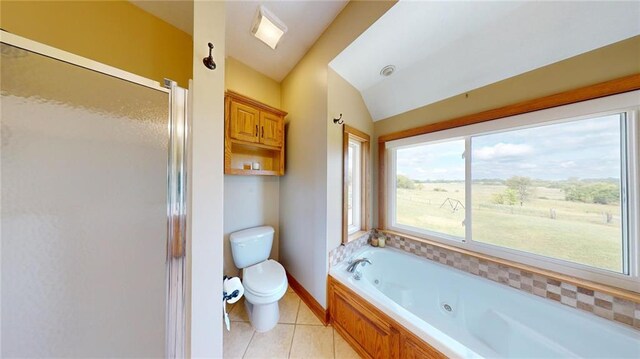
xmin=224 ymin=287 xmax=360 ymax=359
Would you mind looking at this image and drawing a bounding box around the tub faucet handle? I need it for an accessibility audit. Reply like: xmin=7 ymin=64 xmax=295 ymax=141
xmin=346 ymin=257 xmax=372 ymax=273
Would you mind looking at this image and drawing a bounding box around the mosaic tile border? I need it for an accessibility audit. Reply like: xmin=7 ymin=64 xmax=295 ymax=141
xmin=328 ymin=231 xmax=371 ymax=267
xmin=385 ymin=232 xmax=640 ymax=330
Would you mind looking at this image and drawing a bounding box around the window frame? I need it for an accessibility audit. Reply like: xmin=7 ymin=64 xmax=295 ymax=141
xmin=384 ymin=90 xmax=640 ymax=291
xmin=343 ymin=125 xmax=371 ymax=243
xmin=348 ymin=139 xmax=362 ymax=234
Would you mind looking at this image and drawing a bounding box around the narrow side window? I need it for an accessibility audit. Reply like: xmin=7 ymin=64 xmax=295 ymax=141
xmin=343 ymin=125 xmax=370 ymax=243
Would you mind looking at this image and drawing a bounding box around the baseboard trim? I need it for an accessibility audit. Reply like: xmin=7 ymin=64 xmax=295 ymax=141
xmin=286 ymin=272 xmax=330 ymax=325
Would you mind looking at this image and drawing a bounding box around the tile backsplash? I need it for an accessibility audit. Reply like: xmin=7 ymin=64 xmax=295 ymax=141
xmin=329 ymin=230 xmax=640 ymax=331
xmin=328 ymin=231 xmax=370 ymax=267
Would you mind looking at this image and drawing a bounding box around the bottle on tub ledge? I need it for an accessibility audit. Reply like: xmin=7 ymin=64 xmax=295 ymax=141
xmin=369 ymin=229 xmax=386 ymax=247
xmin=370 ymin=229 xmax=378 ymax=247
xmin=371 ymin=236 xmax=379 ymax=247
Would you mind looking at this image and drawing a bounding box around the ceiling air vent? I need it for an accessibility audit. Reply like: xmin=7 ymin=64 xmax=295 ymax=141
xmin=380 ymin=65 xmax=396 ymax=77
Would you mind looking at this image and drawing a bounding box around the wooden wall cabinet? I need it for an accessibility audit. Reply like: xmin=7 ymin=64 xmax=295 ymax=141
xmin=328 ymin=276 xmax=447 ymax=359
xmin=225 ymin=91 xmax=287 ymax=176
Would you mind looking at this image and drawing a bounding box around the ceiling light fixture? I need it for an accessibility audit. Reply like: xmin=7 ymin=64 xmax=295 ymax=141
xmin=380 ymin=65 xmax=396 ymax=77
xmin=251 ymin=6 xmax=288 ymax=50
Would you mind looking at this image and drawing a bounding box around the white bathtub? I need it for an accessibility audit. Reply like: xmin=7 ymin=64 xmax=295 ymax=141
xmin=329 ymin=246 xmax=640 ymax=358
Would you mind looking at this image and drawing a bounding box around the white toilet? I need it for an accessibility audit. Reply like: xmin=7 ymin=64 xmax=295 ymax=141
xmin=230 ymin=226 xmax=287 ymax=332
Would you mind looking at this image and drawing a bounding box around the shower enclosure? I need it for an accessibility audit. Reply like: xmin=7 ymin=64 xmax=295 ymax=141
xmin=0 ymin=32 xmax=188 ymax=357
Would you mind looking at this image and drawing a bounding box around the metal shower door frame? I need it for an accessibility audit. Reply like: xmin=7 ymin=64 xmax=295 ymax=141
xmin=165 ymin=79 xmax=189 ymax=359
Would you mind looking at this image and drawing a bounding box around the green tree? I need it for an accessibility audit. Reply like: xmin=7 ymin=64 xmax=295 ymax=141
xmin=564 ymin=182 xmax=619 ymax=204
xmin=396 ymin=175 xmax=416 ymax=189
xmin=506 ymin=176 xmax=533 ymax=206
xmin=491 ymin=192 xmax=504 ymax=205
xmin=590 ymin=183 xmax=619 ymax=204
xmin=565 ymin=185 xmax=590 ymax=203
xmin=503 ymin=188 xmax=518 ymax=205
xmin=492 ymin=188 xmax=518 ymax=206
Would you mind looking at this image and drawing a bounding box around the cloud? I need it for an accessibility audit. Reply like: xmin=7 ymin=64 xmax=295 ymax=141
xmin=473 ymin=142 xmax=533 ymax=161
xmin=467 ymin=116 xmax=621 ymax=180
xmin=518 ymin=163 xmax=537 ymax=169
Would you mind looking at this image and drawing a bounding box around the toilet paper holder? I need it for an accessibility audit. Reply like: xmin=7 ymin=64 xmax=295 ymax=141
xmin=223 ymin=275 xmax=240 ymax=302
xmin=223 ymin=290 xmax=239 ymax=302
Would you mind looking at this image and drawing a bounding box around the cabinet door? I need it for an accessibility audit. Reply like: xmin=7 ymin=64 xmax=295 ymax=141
xmin=331 ymin=287 xmax=399 ymax=358
xmin=401 ymin=335 xmax=446 ymax=359
xmin=229 ymin=101 xmax=259 ymax=143
xmin=259 ymin=111 xmax=283 ymax=147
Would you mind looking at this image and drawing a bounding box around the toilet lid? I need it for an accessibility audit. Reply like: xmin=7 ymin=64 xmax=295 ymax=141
xmin=243 ymin=259 xmax=287 ymax=296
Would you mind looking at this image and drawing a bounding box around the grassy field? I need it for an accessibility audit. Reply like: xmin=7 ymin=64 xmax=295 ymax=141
xmin=396 ymin=182 xmax=622 ymax=272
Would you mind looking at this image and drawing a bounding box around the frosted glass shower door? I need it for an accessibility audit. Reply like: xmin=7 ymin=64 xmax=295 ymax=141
xmin=1 ymin=42 xmax=170 ymax=357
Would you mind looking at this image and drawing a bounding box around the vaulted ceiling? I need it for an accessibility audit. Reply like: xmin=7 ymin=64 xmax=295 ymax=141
xmin=330 ymin=1 xmax=640 ymax=121
xmin=130 ymin=0 xmax=347 ymax=82
xmin=130 ymin=1 xmax=639 ymax=121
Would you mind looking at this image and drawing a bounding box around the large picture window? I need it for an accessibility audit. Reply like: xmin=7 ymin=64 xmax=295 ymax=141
xmin=471 ymin=114 xmax=625 ymax=273
xmin=386 ymin=90 xmax=639 ymax=289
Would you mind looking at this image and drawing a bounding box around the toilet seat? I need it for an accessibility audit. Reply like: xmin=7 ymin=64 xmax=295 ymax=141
xmin=243 ymin=259 xmax=288 ymax=303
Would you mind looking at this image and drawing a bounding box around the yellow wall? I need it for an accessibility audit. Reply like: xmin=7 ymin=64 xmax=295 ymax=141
xmin=374 ymin=36 xmax=640 ymax=137
xmin=225 ymin=57 xmax=281 ymax=108
xmin=279 ymin=0 xmax=395 ymax=308
xmin=327 ymin=68 xmax=374 ymax=252
xmin=0 ymin=0 xmax=192 ymax=87
xmin=223 ymin=56 xmax=282 ymax=278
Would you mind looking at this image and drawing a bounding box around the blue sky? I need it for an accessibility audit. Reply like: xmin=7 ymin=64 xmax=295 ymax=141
xmin=396 ymin=114 xmax=622 ymax=181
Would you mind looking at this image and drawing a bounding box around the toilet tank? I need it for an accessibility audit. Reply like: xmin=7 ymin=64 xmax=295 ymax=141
xmin=229 ymin=226 xmax=275 ymax=269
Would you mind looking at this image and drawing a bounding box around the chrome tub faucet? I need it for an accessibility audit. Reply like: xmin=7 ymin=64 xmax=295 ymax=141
xmin=346 ymin=258 xmax=371 ymax=280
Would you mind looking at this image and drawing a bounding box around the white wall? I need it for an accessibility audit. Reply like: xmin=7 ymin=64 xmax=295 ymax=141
xmin=188 ymin=1 xmax=225 ymax=357
xmin=224 ymin=176 xmax=280 ymax=277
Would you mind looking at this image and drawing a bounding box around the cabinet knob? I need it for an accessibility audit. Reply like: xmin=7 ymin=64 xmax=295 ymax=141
xmin=255 ymin=125 xmax=258 ymax=136
xmin=261 ymin=126 xmax=264 ymax=138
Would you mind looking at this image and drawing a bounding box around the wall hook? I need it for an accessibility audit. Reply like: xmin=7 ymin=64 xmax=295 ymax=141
xmin=333 ymin=113 xmax=344 ymax=125
xmin=203 ymin=43 xmax=217 ymax=70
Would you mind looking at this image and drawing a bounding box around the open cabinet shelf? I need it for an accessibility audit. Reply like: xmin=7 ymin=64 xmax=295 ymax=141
xmin=225 ymin=141 xmax=283 ymax=175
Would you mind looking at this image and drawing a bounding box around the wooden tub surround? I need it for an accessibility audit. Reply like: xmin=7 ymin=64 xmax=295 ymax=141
xmin=328 ymin=276 xmax=447 ymax=359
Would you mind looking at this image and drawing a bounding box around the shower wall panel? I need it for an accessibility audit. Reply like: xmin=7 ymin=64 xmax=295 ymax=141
xmin=1 ymin=43 xmax=168 ymax=357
